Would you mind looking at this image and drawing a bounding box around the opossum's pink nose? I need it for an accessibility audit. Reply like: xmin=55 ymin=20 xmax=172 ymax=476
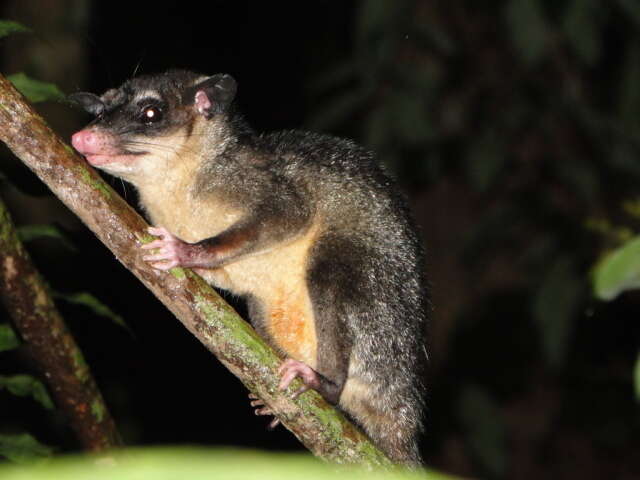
xmin=71 ymin=129 xmax=101 ymax=155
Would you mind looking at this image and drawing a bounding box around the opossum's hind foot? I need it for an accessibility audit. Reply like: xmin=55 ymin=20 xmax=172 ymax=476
xmin=248 ymin=393 xmax=280 ymax=430
xmin=248 ymin=358 xmax=321 ymax=431
xmin=278 ymin=358 xmax=321 ymax=398
xmin=248 ymin=360 xmax=327 ymax=431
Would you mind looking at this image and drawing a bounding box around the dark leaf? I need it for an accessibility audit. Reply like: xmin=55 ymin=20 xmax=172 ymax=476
xmin=618 ymin=40 xmax=640 ymax=124
xmin=465 ymin=130 xmax=506 ymax=192
xmin=365 ymin=104 xmax=391 ymax=151
xmin=7 ymin=73 xmax=65 ymax=103
xmin=17 ymin=224 xmax=77 ymax=251
xmin=504 ymin=0 xmax=549 ymax=65
xmin=0 ymin=20 xmax=31 ymax=39
xmin=533 ymin=257 xmax=582 ymax=367
xmin=552 ymin=158 xmax=600 ymax=206
xmin=0 ymin=433 xmax=52 ymax=464
xmin=55 ymin=291 xmax=131 ymax=334
xmin=0 ymin=375 xmax=54 ymax=410
xmin=388 ymin=91 xmax=433 ymax=145
xmin=0 ymin=324 xmax=20 ymax=352
xmin=410 ymin=19 xmax=456 ymax=54
xmin=457 ymin=386 xmax=506 ymax=477
xmin=616 ymin=0 xmax=640 ymax=28
xmin=563 ymin=0 xmax=602 ymax=66
xmin=610 ymin=141 xmax=640 ymax=178
xmin=356 ymin=0 xmax=395 ymax=45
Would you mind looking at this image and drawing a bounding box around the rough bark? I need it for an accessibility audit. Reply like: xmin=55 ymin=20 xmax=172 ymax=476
xmin=0 ymin=197 xmax=121 ymax=450
xmin=0 ymin=74 xmax=392 ymax=467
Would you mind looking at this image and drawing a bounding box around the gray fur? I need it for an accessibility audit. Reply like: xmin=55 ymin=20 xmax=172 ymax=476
xmin=71 ymin=70 xmax=429 ymax=465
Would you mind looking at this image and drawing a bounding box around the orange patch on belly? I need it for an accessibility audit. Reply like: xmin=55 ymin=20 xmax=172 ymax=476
xmin=266 ymin=287 xmax=317 ymax=368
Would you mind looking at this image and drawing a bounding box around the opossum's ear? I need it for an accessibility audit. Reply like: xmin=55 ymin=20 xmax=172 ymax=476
xmin=68 ymin=92 xmax=105 ymax=117
xmin=186 ymin=74 xmax=237 ymax=118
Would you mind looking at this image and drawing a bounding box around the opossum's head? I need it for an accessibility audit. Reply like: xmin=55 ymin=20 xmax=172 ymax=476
xmin=70 ymin=70 xmax=237 ymax=183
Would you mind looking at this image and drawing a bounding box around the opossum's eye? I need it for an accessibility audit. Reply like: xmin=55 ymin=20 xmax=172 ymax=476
xmin=138 ymin=105 xmax=163 ymax=124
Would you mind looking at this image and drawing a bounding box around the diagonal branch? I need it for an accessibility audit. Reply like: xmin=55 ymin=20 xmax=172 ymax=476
xmin=0 ymin=196 xmax=121 ymax=451
xmin=0 ymin=74 xmax=391 ymax=467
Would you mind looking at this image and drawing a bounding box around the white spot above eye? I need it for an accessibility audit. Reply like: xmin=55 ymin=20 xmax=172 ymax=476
xmin=134 ymin=89 xmax=162 ymax=102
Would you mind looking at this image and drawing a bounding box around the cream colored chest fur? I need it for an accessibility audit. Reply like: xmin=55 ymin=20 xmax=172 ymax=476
xmin=140 ymin=183 xmax=241 ymax=242
xmin=140 ymin=182 xmax=320 ymax=368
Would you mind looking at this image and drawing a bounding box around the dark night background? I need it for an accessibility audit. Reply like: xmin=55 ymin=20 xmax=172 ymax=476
xmin=1 ymin=1 xmax=640 ymax=479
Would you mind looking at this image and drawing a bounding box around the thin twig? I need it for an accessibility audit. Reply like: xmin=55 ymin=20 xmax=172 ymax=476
xmin=0 ymin=196 xmax=121 ymax=450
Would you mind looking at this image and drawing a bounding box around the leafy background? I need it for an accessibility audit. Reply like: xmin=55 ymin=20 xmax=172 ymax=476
xmin=1 ymin=0 xmax=640 ymax=479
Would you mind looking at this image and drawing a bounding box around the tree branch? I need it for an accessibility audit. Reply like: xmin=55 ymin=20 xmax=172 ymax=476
xmin=0 ymin=196 xmax=121 ymax=450
xmin=0 ymin=74 xmax=391 ymax=466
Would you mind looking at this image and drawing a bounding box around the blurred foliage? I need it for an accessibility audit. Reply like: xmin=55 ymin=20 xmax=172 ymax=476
xmin=0 ymin=375 xmax=54 ymax=411
xmin=309 ymin=0 xmax=639 ymax=349
xmin=17 ymin=224 xmax=77 ymax=252
xmin=0 ymin=447 xmax=466 ymax=480
xmin=1 ymin=226 xmax=56 ymax=468
xmin=308 ymin=0 xmax=640 ymax=476
xmin=533 ymin=256 xmax=582 ymax=367
xmin=456 ymin=386 xmax=505 ymax=478
xmin=7 ymin=72 xmax=64 ymax=103
xmin=0 ymin=17 xmax=122 ymax=461
xmin=592 ymin=234 xmax=640 ymax=406
xmin=593 ymin=235 xmax=640 ymax=300
xmin=0 ymin=434 xmax=52 ymax=464
xmin=52 ymin=292 xmax=131 ymax=335
xmin=0 ymin=20 xmax=65 ymax=103
xmin=12 ymin=222 xmax=129 ymax=332
xmin=0 ymin=219 xmax=59 ymax=463
xmin=0 ymin=20 xmax=30 ymax=39
xmin=0 ymin=20 xmax=65 ymax=104
xmin=0 ymin=324 xmax=20 ymax=352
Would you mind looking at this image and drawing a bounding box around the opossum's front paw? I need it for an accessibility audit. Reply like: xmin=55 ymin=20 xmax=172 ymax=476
xmin=141 ymin=226 xmax=192 ymax=270
xmin=248 ymin=393 xmax=280 ymax=429
xmin=278 ymin=358 xmax=321 ymax=398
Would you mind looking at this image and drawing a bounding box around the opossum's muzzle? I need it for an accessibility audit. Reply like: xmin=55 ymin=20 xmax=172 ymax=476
xmin=71 ymin=128 xmax=138 ymax=167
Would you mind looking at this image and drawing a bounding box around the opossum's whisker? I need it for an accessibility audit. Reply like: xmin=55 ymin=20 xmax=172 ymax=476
xmin=122 ymin=140 xmax=202 ymax=159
